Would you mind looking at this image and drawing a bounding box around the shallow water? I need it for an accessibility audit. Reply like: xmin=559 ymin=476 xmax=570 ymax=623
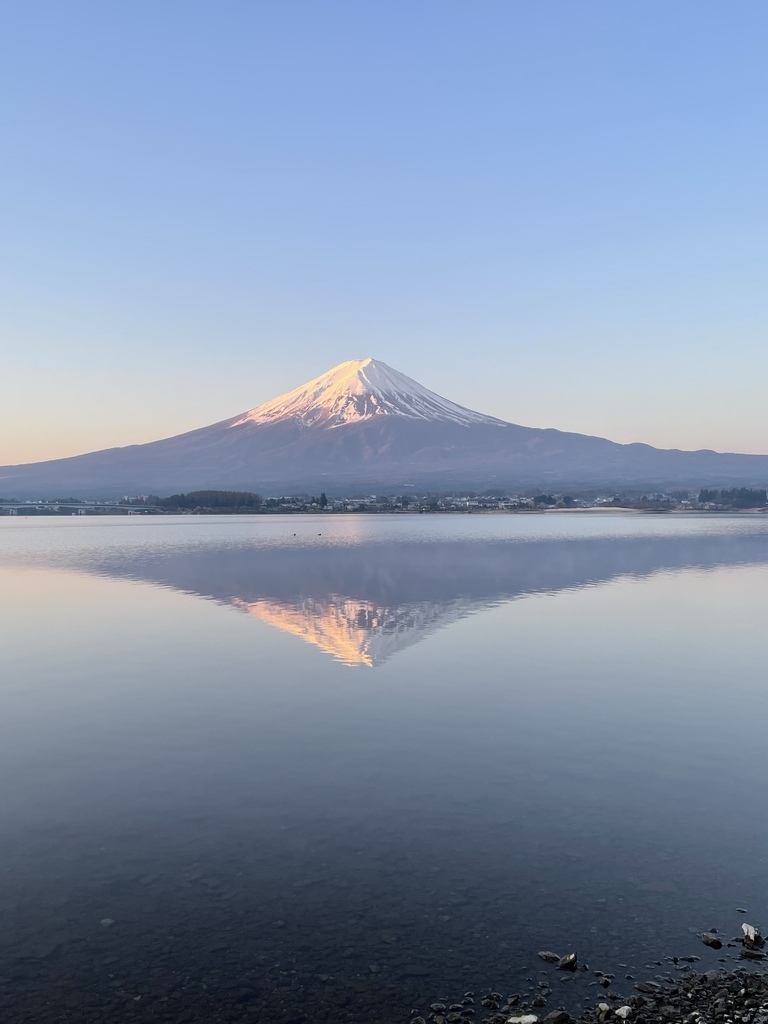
xmin=1 ymin=513 xmax=767 ymax=1023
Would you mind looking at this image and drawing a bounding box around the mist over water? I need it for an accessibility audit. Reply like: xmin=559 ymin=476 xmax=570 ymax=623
xmin=1 ymin=514 xmax=768 ymax=1023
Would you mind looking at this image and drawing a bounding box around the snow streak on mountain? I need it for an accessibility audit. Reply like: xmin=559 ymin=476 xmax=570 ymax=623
xmin=232 ymin=358 xmax=507 ymax=429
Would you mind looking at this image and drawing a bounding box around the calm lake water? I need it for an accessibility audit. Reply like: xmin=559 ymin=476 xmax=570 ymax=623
xmin=1 ymin=513 xmax=768 ymax=1024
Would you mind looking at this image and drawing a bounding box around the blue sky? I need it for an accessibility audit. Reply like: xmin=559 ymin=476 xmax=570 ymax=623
xmin=2 ymin=0 xmax=767 ymax=463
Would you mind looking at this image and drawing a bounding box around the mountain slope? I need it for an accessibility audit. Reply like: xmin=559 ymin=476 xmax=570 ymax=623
xmin=1 ymin=358 xmax=767 ymax=496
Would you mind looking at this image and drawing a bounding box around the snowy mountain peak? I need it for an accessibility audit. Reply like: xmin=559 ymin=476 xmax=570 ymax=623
xmin=233 ymin=358 xmax=509 ymax=429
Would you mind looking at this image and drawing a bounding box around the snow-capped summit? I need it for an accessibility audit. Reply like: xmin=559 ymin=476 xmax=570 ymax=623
xmin=233 ymin=358 xmax=508 ymax=429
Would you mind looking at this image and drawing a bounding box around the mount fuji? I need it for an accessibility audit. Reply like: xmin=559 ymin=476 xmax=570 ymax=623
xmin=2 ymin=357 xmax=768 ymax=496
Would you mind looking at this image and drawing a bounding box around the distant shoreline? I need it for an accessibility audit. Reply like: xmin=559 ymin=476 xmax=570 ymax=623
xmin=2 ymin=507 xmax=768 ymax=519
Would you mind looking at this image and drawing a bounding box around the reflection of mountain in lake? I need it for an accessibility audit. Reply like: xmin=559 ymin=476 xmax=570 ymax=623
xmin=83 ymin=529 xmax=768 ymax=667
xmin=230 ymin=593 xmax=495 ymax=666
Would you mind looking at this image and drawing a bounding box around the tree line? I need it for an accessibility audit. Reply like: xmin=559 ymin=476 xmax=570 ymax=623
xmin=122 ymin=490 xmax=263 ymax=510
xmin=698 ymin=487 xmax=767 ymax=507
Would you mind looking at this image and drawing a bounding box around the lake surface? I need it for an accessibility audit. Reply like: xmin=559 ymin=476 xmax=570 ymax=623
xmin=1 ymin=513 xmax=768 ymax=1024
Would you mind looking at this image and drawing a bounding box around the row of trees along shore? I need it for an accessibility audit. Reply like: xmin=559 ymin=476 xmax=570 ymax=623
xmin=4 ymin=488 xmax=768 ymax=515
xmin=121 ymin=490 xmax=264 ymax=511
xmin=120 ymin=491 xmax=331 ymax=511
xmin=698 ymin=487 xmax=767 ymax=507
xmin=113 ymin=488 xmax=768 ymax=514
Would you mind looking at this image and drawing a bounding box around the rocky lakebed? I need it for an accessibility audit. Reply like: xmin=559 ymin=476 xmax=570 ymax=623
xmin=412 ymin=915 xmax=767 ymax=1024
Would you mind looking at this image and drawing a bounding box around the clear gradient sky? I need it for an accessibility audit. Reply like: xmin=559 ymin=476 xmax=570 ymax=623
xmin=2 ymin=1 xmax=767 ymax=464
